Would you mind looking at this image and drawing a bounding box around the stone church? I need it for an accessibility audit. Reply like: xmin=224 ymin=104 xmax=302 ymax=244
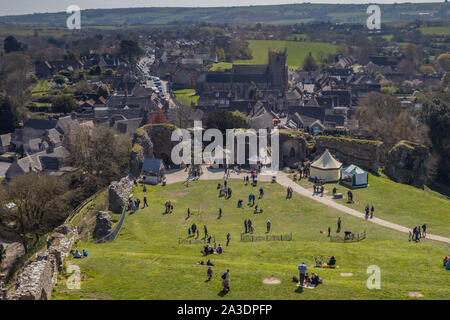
xmin=196 ymin=50 xmax=288 ymax=106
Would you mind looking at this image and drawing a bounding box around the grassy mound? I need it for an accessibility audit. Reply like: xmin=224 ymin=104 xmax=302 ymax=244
xmin=53 ymin=180 xmax=450 ymax=300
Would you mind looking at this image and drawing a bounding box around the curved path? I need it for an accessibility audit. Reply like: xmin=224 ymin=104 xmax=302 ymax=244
xmin=165 ymin=167 xmax=450 ymax=245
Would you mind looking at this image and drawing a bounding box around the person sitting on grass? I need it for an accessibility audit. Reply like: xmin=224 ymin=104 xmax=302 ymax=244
xmin=444 ymin=256 xmax=450 ymax=268
xmin=311 ymin=272 xmax=322 ymax=286
xmin=237 ymin=199 xmax=243 ymax=208
xmin=73 ymin=250 xmax=82 ymax=259
xmin=207 ymin=259 xmax=215 ymax=266
xmin=83 ymin=250 xmax=88 ymax=258
xmin=328 ymin=256 xmax=336 ymax=267
xmin=217 ymin=244 xmax=223 ymax=254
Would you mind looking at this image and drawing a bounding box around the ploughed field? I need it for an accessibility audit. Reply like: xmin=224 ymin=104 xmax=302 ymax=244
xmin=53 ymin=179 xmax=450 ymax=300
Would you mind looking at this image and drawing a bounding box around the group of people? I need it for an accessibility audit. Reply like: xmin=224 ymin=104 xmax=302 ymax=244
xmin=244 ymin=219 xmax=254 ymax=233
xmin=164 ymin=200 xmax=174 ymax=214
xmin=286 ymin=186 xmax=294 ymax=199
xmin=313 ymin=184 xmax=324 ymax=196
xmin=364 ymin=205 xmax=375 ymax=220
xmin=409 ymin=224 xmax=427 ymax=242
xmin=296 ymin=262 xmax=322 ymax=288
xmin=71 ymin=249 xmax=88 ymax=259
xmin=443 ymin=256 xmax=450 ymax=270
xmin=201 ymin=243 xmax=223 ymax=256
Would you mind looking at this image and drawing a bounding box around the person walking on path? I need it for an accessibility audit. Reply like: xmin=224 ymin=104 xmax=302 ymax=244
xmin=370 ymin=206 xmax=374 ymax=219
xmin=226 ymin=233 xmax=231 ymax=246
xmin=298 ymin=262 xmax=307 ymax=287
xmin=422 ymin=223 xmax=427 ymax=237
xmin=365 ymin=205 xmax=370 ymax=220
xmin=266 ymin=220 xmax=271 ymax=233
xmin=409 ymin=230 xmax=412 ymax=241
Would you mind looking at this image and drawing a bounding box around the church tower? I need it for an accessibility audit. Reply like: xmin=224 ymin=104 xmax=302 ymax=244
xmin=268 ymin=49 xmax=288 ymax=92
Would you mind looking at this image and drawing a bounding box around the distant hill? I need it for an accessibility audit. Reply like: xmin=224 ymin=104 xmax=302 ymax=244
xmin=0 ymin=2 xmax=449 ymax=26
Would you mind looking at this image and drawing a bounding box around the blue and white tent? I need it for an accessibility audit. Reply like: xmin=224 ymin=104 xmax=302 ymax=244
xmin=341 ymin=164 xmax=368 ymax=188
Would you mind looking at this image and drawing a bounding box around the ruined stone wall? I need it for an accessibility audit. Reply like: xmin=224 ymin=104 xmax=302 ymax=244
xmin=6 ymin=225 xmax=78 ymax=300
xmin=313 ymin=136 xmax=383 ymax=172
xmin=108 ymin=177 xmax=134 ymax=214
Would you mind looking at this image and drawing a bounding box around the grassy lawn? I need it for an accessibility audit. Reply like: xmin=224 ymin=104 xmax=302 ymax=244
xmin=31 ymin=80 xmax=51 ymax=97
xmin=418 ymin=26 xmax=450 ymax=35
xmin=234 ymin=40 xmax=337 ymax=70
xmin=292 ymin=172 xmax=450 ymax=237
xmin=53 ymin=180 xmax=450 ymax=300
xmin=173 ymin=89 xmax=199 ymax=106
xmin=209 ymin=62 xmax=233 ymax=71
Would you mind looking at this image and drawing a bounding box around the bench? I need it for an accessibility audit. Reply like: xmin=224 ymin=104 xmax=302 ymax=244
xmin=333 ymin=193 xmax=343 ymax=199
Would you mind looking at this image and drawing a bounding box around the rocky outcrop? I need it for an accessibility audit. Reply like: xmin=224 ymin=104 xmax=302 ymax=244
xmin=108 ymin=177 xmax=133 ymax=213
xmin=7 ymin=225 xmax=78 ymax=300
xmin=314 ymin=136 xmax=383 ymax=172
xmin=93 ymin=211 xmax=112 ymax=239
xmin=385 ymin=140 xmax=430 ymax=189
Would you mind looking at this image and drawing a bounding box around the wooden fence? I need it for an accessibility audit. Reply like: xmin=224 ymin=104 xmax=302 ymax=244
xmin=240 ymin=233 xmax=292 ymax=242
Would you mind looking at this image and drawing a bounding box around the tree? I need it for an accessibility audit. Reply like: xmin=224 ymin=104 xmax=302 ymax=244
xmin=419 ymin=96 xmax=450 ymax=183
xmin=437 ymin=53 xmax=450 ymax=72
xmin=148 ymin=108 xmax=169 ymax=124
xmin=302 ymin=52 xmax=318 ymax=72
xmin=0 ymin=95 xmax=20 ymax=134
xmin=65 ymin=124 xmax=131 ymax=188
xmin=119 ymin=39 xmax=143 ymax=62
xmin=52 ymin=95 xmax=76 ymax=114
xmin=355 ymin=92 xmax=428 ymax=149
xmin=97 ymin=83 xmax=110 ymax=98
xmin=205 ymin=110 xmax=249 ymax=132
xmin=3 ymin=35 xmax=23 ymax=54
xmin=0 ymin=173 xmax=69 ymax=252
xmin=0 ymin=52 xmax=32 ymax=106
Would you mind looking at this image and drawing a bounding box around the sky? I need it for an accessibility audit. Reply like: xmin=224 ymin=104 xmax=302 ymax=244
xmin=0 ymin=0 xmax=444 ymax=16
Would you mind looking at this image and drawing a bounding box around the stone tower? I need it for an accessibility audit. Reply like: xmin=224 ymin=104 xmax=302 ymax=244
xmin=268 ymin=49 xmax=288 ymax=91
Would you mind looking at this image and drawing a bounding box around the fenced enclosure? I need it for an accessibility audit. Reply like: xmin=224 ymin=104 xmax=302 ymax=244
xmin=179 ymin=235 xmax=216 ymax=245
xmin=240 ymin=233 xmax=292 ymax=242
xmin=330 ymin=231 xmax=366 ymax=243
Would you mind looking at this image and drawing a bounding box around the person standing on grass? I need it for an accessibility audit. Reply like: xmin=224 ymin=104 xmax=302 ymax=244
xmin=370 ymin=205 xmax=374 ymax=219
xmin=409 ymin=230 xmax=412 ymax=241
xmin=222 ymin=269 xmax=230 ymax=291
xmin=298 ymin=262 xmax=307 ymax=287
xmin=204 ymin=225 xmax=208 ymax=238
xmin=244 ymin=220 xmax=248 ymax=233
xmin=328 ymin=226 xmax=331 ymax=237
xmin=143 ymin=196 xmax=148 ymax=208
xmin=207 ymin=267 xmax=213 ymax=281
xmin=226 ymin=233 xmax=231 ymax=246
xmin=187 ymin=208 xmax=190 ymax=218
xmin=337 ymin=217 xmax=342 ymax=233
xmin=219 ymin=208 xmax=222 ymax=219
xmin=266 ymin=220 xmax=271 ymax=233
